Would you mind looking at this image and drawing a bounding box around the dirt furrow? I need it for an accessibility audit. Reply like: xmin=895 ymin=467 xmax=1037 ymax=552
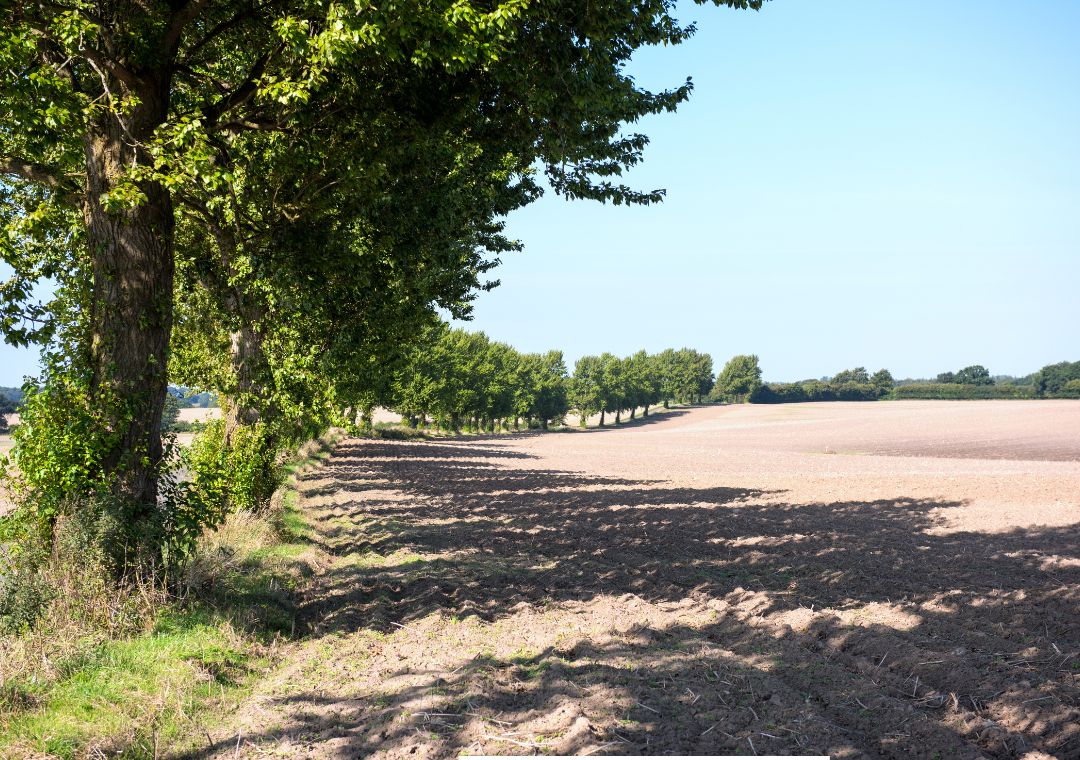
xmin=183 ymin=403 xmax=1080 ymax=759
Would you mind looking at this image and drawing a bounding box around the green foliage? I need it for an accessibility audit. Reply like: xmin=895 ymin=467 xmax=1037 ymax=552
xmin=936 ymin=365 xmax=993 ymax=385
xmin=176 ymin=419 xmax=283 ymax=554
xmin=0 ymin=548 xmax=53 ymax=635
xmin=0 ymin=392 xmax=15 ymax=432
xmin=713 ymin=354 xmax=762 ymax=403
xmin=568 ymin=348 xmax=711 ymax=424
xmin=891 ymin=383 xmax=1037 ymax=400
xmin=653 ymin=348 xmax=714 ymax=405
xmin=1 ymin=492 xmax=157 ymax=638
xmin=750 ymin=366 xmax=894 ymax=404
xmin=2 ymin=0 xmax=769 ymax=560
xmin=1060 ymin=379 xmax=1080 ymax=398
xmin=9 ymin=373 xmax=118 ymax=537
xmin=0 ymin=433 xmax=337 ymax=758
xmin=1034 ymin=361 xmax=1080 ymax=398
xmin=871 ymin=369 xmax=895 ymax=392
xmin=161 ymin=393 xmax=182 ymax=434
xmin=0 ymin=386 xmax=25 ymax=405
xmin=570 ymin=356 xmax=605 ymax=427
xmin=955 ymin=365 xmax=993 ymax=385
xmin=387 ymin=325 xmax=569 ymax=431
xmin=599 ymin=353 xmax=627 ymax=418
xmin=831 ymin=367 xmax=870 ymax=384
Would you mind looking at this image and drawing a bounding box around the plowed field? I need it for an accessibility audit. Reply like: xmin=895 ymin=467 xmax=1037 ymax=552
xmin=194 ymin=401 xmax=1080 ymax=759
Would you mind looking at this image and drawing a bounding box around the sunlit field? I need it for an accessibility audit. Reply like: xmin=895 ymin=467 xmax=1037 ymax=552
xmin=193 ymin=401 xmax=1080 ymax=758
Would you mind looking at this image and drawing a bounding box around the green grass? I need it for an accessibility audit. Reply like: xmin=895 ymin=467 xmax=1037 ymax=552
xmin=0 ymin=431 xmax=341 ymax=758
xmin=0 ymin=610 xmax=256 ymax=759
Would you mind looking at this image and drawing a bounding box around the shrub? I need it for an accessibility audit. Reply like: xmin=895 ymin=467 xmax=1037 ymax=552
xmin=0 ymin=549 xmax=53 ymax=635
xmin=889 ymin=383 xmax=1036 ymax=400
xmin=10 ymin=375 xmax=120 ymax=540
xmin=1 ymin=497 xmax=166 ymax=638
xmin=750 ymin=380 xmax=885 ymax=403
xmin=176 ymin=419 xmax=284 ymax=556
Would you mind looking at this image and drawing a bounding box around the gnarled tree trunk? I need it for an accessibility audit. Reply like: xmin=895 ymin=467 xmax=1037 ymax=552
xmin=84 ymin=79 xmax=174 ymax=544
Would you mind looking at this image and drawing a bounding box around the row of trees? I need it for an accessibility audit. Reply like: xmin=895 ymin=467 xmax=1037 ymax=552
xmin=732 ymin=360 xmax=1080 ymax=403
xmin=375 ymin=329 xmax=714 ymax=431
xmin=385 ymin=351 xmax=1080 ymax=421
xmin=386 ymin=325 xmax=569 ymax=432
xmin=570 ymin=348 xmax=714 ymax=426
xmin=0 ymin=1 xmax=769 ymax=570
xmin=893 ymin=362 xmax=1080 ymax=399
xmin=749 ymin=366 xmax=896 ymax=403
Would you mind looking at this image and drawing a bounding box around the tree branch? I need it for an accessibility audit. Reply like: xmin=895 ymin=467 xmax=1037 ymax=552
xmin=20 ymin=20 xmax=139 ymax=91
xmin=180 ymin=6 xmax=252 ymax=63
xmin=161 ymin=0 xmax=214 ymax=58
xmin=0 ymin=155 xmax=81 ymax=203
xmin=78 ymin=41 xmax=139 ymax=91
xmin=219 ymin=119 xmax=286 ymax=133
xmin=202 ymin=46 xmax=279 ymax=125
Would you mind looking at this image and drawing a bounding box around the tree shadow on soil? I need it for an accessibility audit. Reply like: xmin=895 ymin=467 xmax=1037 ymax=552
xmin=184 ymin=438 xmax=1080 ymax=760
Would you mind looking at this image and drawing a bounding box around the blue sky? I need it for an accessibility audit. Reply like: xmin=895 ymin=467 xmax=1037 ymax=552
xmin=2 ymin=0 xmax=1078 ymax=385
xmin=452 ymin=0 xmax=1080 ymax=381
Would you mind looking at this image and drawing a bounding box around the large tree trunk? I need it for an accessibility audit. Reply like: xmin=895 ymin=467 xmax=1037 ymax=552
xmin=224 ymin=318 xmax=267 ymax=444
xmin=219 ymin=288 xmax=285 ymax=509
xmin=84 ymin=82 xmax=173 ymax=544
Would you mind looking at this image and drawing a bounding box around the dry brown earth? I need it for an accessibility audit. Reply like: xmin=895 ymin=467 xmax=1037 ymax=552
xmin=187 ymin=401 xmax=1080 ymax=759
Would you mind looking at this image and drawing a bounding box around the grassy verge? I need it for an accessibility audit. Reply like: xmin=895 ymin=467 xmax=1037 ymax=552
xmin=0 ymin=430 xmax=341 ymax=759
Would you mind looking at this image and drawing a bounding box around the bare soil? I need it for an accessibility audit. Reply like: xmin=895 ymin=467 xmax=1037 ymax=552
xmin=186 ymin=401 xmax=1080 ymax=759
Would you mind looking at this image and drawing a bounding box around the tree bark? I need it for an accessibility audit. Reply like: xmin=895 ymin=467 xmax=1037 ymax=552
xmin=224 ymin=317 xmax=267 ymax=444
xmin=599 ymin=410 xmax=605 ymax=427
xmin=84 ymin=75 xmax=174 ymax=541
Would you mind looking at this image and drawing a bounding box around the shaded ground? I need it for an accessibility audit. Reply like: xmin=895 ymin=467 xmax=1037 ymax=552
xmin=186 ymin=402 xmax=1080 ymax=759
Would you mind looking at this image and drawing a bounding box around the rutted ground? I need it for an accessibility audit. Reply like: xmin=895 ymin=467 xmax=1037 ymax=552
xmin=189 ymin=402 xmax=1080 ymax=759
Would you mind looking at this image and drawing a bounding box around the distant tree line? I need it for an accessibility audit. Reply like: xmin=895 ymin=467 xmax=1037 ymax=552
xmin=382 ymin=348 xmax=1080 ymax=425
xmin=367 ymin=326 xmax=714 ymax=432
xmin=749 ymin=366 xmax=895 ymax=404
xmin=889 ymin=362 xmax=1080 ymax=400
xmin=737 ymin=360 xmax=1080 ymax=404
xmin=570 ymin=348 xmax=713 ymax=427
xmin=167 ymin=387 xmax=219 ymax=409
xmin=890 ymin=383 xmax=1035 ymax=400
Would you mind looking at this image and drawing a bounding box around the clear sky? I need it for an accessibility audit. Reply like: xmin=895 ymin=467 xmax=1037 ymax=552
xmin=1 ymin=0 xmax=1078 ymax=385
xmin=451 ymin=0 xmax=1080 ymax=381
